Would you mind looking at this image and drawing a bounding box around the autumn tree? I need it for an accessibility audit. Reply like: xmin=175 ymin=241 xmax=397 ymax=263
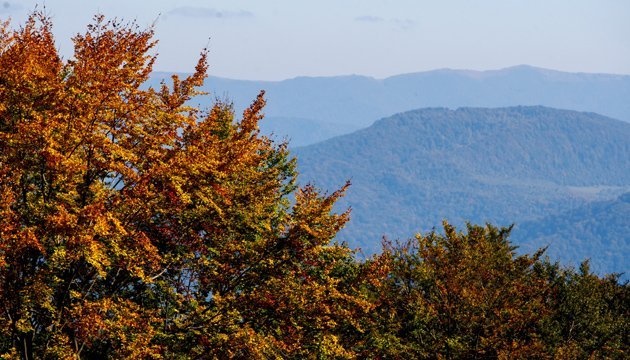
xmin=0 ymin=12 xmax=368 ymax=359
xmin=358 ymin=222 xmax=553 ymax=358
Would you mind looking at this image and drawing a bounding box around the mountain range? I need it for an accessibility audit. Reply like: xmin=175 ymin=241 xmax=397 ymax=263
xmin=294 ymin=106 xmax=630 ymax=275
xmin=148 ymin=67 xmax=630 ymax=275
xmin=150 ymin=65 xmax=630 ymax=146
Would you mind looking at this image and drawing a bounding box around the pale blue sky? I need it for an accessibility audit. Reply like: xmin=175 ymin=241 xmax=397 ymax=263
xmin=3 ymin=1 xmax=629 ymax=80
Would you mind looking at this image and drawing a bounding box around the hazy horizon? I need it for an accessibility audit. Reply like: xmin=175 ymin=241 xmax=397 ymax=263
xmin=3 ymin=1 xmax=629 ymax=81
xmin=152 ymin=64 xmax=630 ymax=82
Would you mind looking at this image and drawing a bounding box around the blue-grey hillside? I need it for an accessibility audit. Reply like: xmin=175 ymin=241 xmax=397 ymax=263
xmin=294 ymin=106 xmax=630 ymax=274
xmin=150 ymin=66 xmax=630 ymax=146
xmin=513 ymin=193 xmax=630 ymax=276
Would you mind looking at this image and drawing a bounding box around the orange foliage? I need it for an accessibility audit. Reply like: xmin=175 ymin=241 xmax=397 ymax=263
xmin=0 ymin=12 xmax=361 ymax=358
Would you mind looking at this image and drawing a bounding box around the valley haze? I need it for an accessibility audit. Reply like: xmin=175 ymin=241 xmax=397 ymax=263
xmin=151 ymin=66 xmax=630 ymax=277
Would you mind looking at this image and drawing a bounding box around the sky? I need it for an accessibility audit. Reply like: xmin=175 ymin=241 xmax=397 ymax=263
xmin=2 ymin=0 xmax=629 ymax=80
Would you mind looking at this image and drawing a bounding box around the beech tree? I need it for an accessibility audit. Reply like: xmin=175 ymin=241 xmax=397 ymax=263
xmin=359 ymin=222 xmax=552 ymax=358
xmin=0 ymin=13 xmax=367 ymax=359
xmin=353 ymin=223 xmax=628 ymax=359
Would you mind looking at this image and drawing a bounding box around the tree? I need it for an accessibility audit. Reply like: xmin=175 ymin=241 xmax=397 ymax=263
xmin=359 ymin=222 xmax=552 ymax=358
xmin=0 ymin=12 xmax=365 ymax=358
xmin=536 ymin=261 xmax=629 ymax=358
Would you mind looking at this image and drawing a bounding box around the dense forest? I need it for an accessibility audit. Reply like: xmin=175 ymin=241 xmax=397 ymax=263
xmin=294 ymin=106 xmax=630 ymax=275
xmin=0 ymin=13 xmax=627 ymax=359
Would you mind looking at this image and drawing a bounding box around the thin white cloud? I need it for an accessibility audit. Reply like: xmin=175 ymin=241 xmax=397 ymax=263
xmin=168 ymin=7 xmax=253 ymax=19
xmin=391 ymin=18 xmax=415 ymax=31
xmin=354 ymin=15 xmax=384 ymax=23
xmin=355 ymin=15 xmax=415 ymax=31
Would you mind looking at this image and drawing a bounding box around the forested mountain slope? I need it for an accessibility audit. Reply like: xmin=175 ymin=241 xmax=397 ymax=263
xmin=513 ymin=193 xmax=630 ymax=275
xmin=294 ymin=106 xmax=630 ymax=274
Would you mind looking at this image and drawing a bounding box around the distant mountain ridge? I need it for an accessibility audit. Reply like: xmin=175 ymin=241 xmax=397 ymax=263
xmin=293 ymin=106 xmax=630 ymax=275
xmin=150 ymin=65 xmax=630 ymax=146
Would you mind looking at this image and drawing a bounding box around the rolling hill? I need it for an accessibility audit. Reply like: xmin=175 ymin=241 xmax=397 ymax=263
xmin=294 ymin=106 xmax=630 ymax=275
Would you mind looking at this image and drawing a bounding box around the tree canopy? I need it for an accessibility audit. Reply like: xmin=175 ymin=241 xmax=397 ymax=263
xmin=0 ymin=12 xmax=364 ymax=358
xmin=0 ymin=12 xmax=627 ymax=359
